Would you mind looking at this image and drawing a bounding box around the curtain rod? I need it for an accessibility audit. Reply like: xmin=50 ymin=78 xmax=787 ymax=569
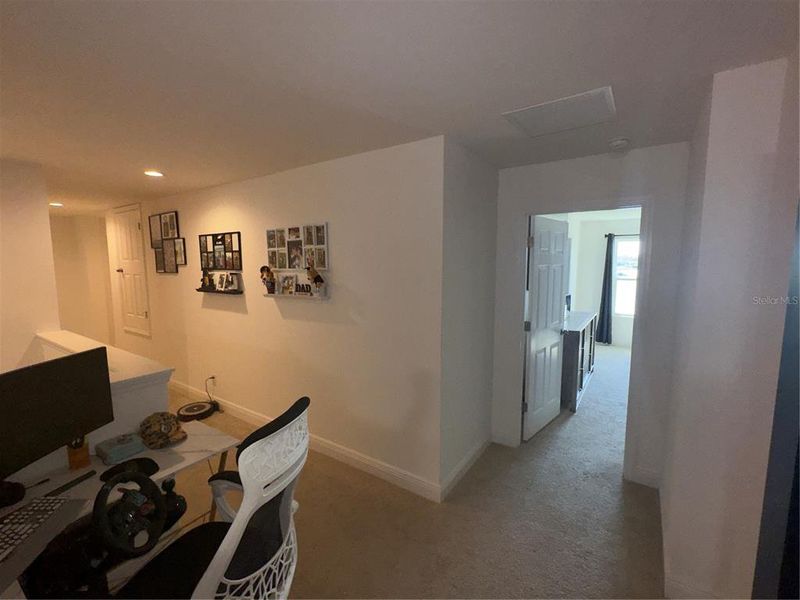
xmin=604 ymin=233 xmax=639 ymax=238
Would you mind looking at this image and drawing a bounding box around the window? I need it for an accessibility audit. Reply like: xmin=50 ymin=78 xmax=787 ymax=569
xmin=613 ymin=236 xmax=639 ymax=316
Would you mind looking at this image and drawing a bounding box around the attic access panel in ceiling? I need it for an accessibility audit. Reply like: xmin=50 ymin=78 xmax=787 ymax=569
xmin=503 ymin=86 xmax=616 ymax=138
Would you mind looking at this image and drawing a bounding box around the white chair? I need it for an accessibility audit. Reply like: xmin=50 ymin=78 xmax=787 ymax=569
xmin=116 ymin=397 xmax=310 ymax=599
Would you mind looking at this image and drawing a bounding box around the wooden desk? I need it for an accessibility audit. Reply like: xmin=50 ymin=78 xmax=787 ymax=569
xmin=0 ymin=421 xmax=238 ymax=597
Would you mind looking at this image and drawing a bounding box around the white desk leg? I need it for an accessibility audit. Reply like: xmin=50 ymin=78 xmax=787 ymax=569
xmin=209 ymin=450 xmax=228 ymax=522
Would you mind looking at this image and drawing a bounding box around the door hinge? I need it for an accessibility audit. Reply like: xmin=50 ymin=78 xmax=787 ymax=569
xmin=523 ymin=320 xmax=531 ymax=332
xmin=527 ymin=236 xmax=534 ymax=248
xmin=522 ymin=401 xmax=529 ymax=413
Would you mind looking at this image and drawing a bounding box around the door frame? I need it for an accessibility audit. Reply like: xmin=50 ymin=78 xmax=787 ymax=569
xmin=519 ymin=199 xmax=653 ymax=470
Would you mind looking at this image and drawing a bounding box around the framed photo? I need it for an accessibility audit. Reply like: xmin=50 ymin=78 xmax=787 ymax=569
xmin=162 ymin=239 xmax=178 ymax=273
xmin=314 ymin=224 xmax=326 ymax=246
xmin=267 ymin=230 xmax=277 ymax=249
xmin=214 ymin=245 xmax=225 ymax=269
xmin=175 ymin=238 xmax=187 ymax=265
xmin=315 ymin=247 xmax=327 ymax=270
xmin=278 ymin=274 xmax=296 ymax=295
xmin=206 ymin=236 xmax=213 ymax=252
xmin=216 ymin=273 xmax=227 ymax=291
xmin=303 ymin=226 xmax=314 ymax=246
xmin=160 ymin=211 xmax=179 ymax=239
xmin=276 ymin=229 xmax=286 ymax=248
xmin=277 ymin=250 xmax=287 ymax=269
xmin=232 ymin=251 xmax=241 ymax=270
xmin=304 ymin=247 xmax=315 ymax=267
xmin=224 ymin=233 xmax=232 ymax=251
xmin=154 ymin=248 xmax=165 ymax=273
xmin=225 ymin=251 xmax=233 ymax=269
xmin=268 ymin=250 xmax=277 ymax=268
xmin=287 ymin=239 xmax=303 ymax=269
xmin=149 ymin=215 xmax=163 ymax=249
xmin=288 ymin=227 xmax=301 ymax=241
xmin=201 ymin=252 xmax=209 ymax=268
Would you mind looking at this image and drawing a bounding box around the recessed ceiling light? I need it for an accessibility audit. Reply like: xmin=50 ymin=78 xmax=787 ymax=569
xmin=144 ymin=170 xmax=164 ymax=177
xmin=49 ymin=202 xmax=64 ymax=207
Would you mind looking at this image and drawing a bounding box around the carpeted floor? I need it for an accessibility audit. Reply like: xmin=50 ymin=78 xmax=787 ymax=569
xmin=168 ymin=344 xmax=663 ymax=598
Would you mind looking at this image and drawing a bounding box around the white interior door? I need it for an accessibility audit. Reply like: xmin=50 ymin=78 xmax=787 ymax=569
xmin=522 ymin=216 xmax=568 ymax=441
xmin=112 ymin=205 xmax=151 ymax=336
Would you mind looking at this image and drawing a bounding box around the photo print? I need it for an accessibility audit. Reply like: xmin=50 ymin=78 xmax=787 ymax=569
xmin=314 ymin=224 xmax=326 ymax=246
xmin=233 ymin=252 xmax=241 ymax=270
xmin=304 ymin=247 xmax=315 ymax=267
xmin=163 ymin=239 xmax=178 ymax=273
xmin=161 ymin=211 xmax=179 ymax=239
xmin=175 ymin=238 xmax=186 ymax=265
xmin=288 ymin=227 xmax=301 ymax=241
xmin=268 ymin=250 xmax=277 ymax=268
xmin=225 ymin=251 xmax=233 ymax=269
xmin=224 ymin=234 xmax=232 ymax=251
xmin=287 ymin=239 xmax=304 ymax=269
xmin=303 ymin=226 xmax=314 ymax=246
xmin=276 ymin=229 xmax=286 ymax=248
xmin=279 ymin=274 xmax=296 ymax=295
xmin=267 ymin=230 xmax=277 ymax=249
xmin=277 ymin=250 xmax=287 ymax=269
xmin=149 ymin=215 xmax=163 ymax=249
xmin=154 ymin=248 xmax=165 ymax=273
xmin=214 ymin=245 xmax=226 ymax=269
xmin=315 ymin=247 xmax=327 ymax=270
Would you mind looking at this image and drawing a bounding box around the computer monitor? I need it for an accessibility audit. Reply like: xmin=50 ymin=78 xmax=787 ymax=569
xmin=0 ymin=347 xmax=114 ymax=480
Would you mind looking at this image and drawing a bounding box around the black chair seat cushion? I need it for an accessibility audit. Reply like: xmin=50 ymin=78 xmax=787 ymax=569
xmin=115 ymin=521 xmax=231 ymax=599
xmin=208 ymin=470 xmax=242 ymax=486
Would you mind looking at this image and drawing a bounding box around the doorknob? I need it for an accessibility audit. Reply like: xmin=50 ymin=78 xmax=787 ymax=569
xmin=116 ymin=268 xmax=124 ymax=273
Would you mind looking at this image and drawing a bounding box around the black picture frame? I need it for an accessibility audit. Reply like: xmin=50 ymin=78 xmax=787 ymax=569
xmin=199 ymin=231 xmax=242 ymax=271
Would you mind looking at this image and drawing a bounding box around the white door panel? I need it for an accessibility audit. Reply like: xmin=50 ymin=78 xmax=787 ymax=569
xmin=113 ymin=205 xmax=151 ymax=336
xmin=523 ymin=216 xmax=567 ymax=441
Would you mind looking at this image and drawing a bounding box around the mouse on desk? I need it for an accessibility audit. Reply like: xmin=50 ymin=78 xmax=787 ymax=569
xmin=99 ymin=457 xmax=159 ymax=482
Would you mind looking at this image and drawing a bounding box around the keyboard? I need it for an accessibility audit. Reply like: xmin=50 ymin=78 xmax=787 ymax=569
xmin=0 ymin=496 xmax=67 ymax=563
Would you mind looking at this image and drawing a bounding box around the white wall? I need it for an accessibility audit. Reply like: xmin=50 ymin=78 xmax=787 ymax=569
xmin=492 ymin=143 xmax=689 ymax=490
xmin=660 ymin=56 xmax=798 ymax=599
xmin=0 ymin=160 xmax=61 ymax=371
xmin=572 ymin=216 xmax=641 ymax=348
xmin=107 ymin=137 xmax=448 ymax=498
xmin=440 ymin=139 xmax=497 ymax=494
xmin=50 ymin=215 xmax=115 ymax=345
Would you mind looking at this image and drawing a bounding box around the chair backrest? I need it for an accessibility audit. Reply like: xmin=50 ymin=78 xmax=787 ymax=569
xmin=193 ymin=397 xmax=310 ymax=599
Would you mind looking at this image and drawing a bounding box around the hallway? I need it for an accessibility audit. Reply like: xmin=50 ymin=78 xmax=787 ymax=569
xmin=169 ymin=344 xmax=662 ymax=598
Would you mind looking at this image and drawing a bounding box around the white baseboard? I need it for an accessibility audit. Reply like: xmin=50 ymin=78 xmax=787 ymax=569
xmin=168 ymin=380 xmax=443 ymax=502
xmin=440 ymin=439 xmax=489 ymax=500
xmin=623 ymin=462 xmax=661 ymax=489
xmin=664 ymin=574 xmax=718 ymax=599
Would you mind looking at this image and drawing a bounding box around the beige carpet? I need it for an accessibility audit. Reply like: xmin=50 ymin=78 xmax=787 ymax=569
xmin=168 ymin=344 xmax=663 ymax=598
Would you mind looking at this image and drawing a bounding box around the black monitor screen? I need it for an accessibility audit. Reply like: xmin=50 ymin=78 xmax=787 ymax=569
xmin=0 ymin=347 xmax=114 ymax=480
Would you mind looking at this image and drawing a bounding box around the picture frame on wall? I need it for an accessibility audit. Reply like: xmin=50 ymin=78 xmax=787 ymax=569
xmin=199 ymin=231 xmax=243 ymax=272
xmin=154 ymin=248 xmax=165 ymax=273
xmin=288 ymin=227 xmax=301 ymax=241
xmin=276 ymin=229 xmax=286 ymax=248
xmin=160 ymin=211 xmax=179 ymax=239
xmin=314 ymin=224 xmax=326 ymax=246
xmin=315 ymin=247 xmax=327 ymax=270
xmin=268 ymin=250 xmax=277 ymax=268
xmin=175 ymin=238 xmax=187 ymax=265
xmin=303 ymin=226 xmax=315 ymax=246
xmin=149 ymin=215 xmax=163 ymax=249
xmin=277 ymin=250 xmax=287 ymax=269
xmin=267 ymin=230 xmax=277 ymax=249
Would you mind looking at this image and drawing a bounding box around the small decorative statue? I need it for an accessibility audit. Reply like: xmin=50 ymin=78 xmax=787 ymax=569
xmin=260 ymin=265 xmax=276 ymax=294
xmin=306 ymin=266 xmax=325 ymax=289
xmin=201 ymin=269 xmax=214 ymax=291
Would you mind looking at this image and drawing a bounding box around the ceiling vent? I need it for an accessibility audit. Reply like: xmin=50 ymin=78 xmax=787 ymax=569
xmin=503 ymin=86 xmax=616 ymax=138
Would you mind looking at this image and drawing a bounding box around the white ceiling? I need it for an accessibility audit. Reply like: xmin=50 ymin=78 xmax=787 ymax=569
xmin=1 ymin=0 xmax=796 ymax=212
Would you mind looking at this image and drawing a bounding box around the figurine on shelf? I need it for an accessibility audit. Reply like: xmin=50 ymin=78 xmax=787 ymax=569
xmin=306 ymin=265 xmax=325 ymax=289
xmin=200 ymin=268 xmax=215 ymax=291
xmin=260 ymin=265 xmax=276 ymax=294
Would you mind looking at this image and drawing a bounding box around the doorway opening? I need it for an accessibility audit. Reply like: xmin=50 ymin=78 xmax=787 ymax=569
xmin=521 ymin=207 xmax=643 ymax=457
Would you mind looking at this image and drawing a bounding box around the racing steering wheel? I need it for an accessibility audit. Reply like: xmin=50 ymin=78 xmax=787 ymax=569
xmin=92 ymin=471 xmax=167 ymax=557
